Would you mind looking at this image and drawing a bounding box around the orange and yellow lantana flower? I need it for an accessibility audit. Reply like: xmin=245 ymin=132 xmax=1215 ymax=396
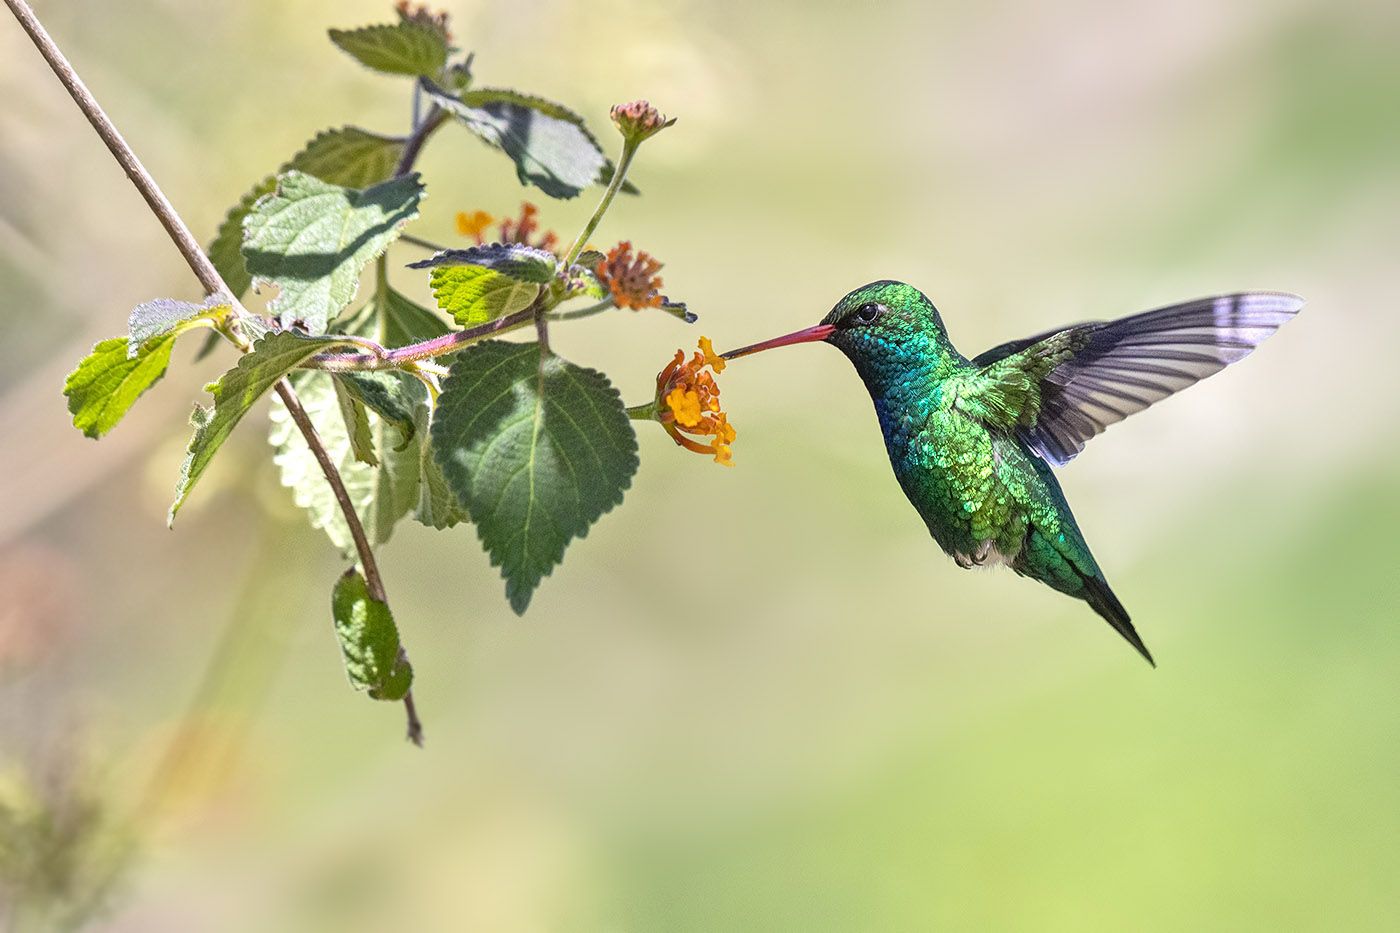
xmin=655 ymin=336 xmax=735 ymax=466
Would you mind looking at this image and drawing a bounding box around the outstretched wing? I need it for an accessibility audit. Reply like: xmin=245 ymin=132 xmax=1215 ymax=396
xmin=969 ymin=292 xmax=1303 ymax=465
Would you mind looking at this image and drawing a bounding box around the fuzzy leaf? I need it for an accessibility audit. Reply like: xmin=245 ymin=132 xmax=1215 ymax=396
xmin=170 ymin=331 xmax=347 ymax=522
xmin=242 ymin=171 xmax=424 ymax=333
xmin=425 ymin=83 xmax=610 ymax=199
xmin=65 ymin=297 xmax=228 ymax=439
xmin=210 ymin=128 xmax=407 ymax=296
xmin=329 ymin=20 xmax=449 ymax=78
xmin=430 ymin=267 xmax=540 ymax=326
xmin=431 ymin=341 xmax=638 ymax=612
xmin=331 ymin=568 xmax=413 ymax=701
xmin=410 ymin=244 xmax=556 ymax=327
xmin=127 ymin=295 xmax=229 ymax=353
xmin=64 ymin=337 xmax=174 ymax=440
xmin=270 ymin=373 xmax=423 ymax=554
xmin=408 ymin=243 xmax=557 ymax=280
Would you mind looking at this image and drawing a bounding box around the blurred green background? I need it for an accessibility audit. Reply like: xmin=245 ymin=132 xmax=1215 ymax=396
xmin=2 ymin=0 xmax=1399 ymax=929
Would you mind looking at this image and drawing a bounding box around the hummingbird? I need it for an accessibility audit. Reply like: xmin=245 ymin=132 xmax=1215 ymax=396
xmin=723 ymin=282 xmax=1302 ymax=664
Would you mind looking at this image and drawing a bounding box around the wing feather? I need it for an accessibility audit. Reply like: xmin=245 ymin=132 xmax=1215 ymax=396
xmin=971 ymin=292 xmax=1302 ymax=465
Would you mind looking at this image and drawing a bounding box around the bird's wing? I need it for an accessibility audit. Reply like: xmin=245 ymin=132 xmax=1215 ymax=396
xmin=964 ymin=292 xmax=1303 ymax=465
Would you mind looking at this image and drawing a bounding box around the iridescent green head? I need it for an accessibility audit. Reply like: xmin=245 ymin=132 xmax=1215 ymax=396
xmin=723 ymin=280 xmax=961 ymax=393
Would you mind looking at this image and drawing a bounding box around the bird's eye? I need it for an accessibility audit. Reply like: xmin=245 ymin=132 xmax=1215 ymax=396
xmin=855 ymin=302 xmax=883 ymax=324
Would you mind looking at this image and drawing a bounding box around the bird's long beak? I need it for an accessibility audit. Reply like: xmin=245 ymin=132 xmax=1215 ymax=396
xmin=721 ymin=323 xmax=836 ymax=360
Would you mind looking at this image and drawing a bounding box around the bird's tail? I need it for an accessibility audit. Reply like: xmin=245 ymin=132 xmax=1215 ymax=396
xmin=1079 ymin=572 xmax=1155 ymax=667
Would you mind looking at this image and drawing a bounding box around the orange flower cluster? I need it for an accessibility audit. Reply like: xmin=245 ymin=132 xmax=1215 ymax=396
xmin=455 ymin=203 xmax=560 ymax=253
xmin=656 ymin=337 xmax=735 ymax=466
xmin=596 ymin=241 xmax=664 ymax=310
xmin=498 ymin=202 xmax=559 ymax=253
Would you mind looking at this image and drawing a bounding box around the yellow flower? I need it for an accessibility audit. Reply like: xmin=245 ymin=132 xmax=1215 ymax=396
xmin=455 ymin=210 xmax=493 ymax=243
xmin=654 ymin=338 xmax=735 ymax=466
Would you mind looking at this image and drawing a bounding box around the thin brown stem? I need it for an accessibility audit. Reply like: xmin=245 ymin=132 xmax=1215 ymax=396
xmin=5 ymin=0 xmax=424 ymax=744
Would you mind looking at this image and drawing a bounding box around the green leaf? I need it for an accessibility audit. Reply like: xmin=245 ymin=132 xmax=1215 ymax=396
xmin=210 ymin=128 xmax=407 ymax=297
xmin=431 ymin=341 xmax=639 ymax=612
xmin=242 ymin=171 xmax=424 ymax=333
xmin=379 ymin=284 xmax=450 ymax=346
xmin=424 ymin=82 xmax=610 ymax=199
xmin=410 ymin=406 xmax=466 ymax=530
xmin=65 ymin=297 xmax=228 ymax=440
xmin=270 ymin=372 xmax=422 ymax=553
xmin=127 ymin=295 xmax=229 ymax=352
xmin=333 ymin=378 xmax=378 ymax=466
xmin=331 ymin=568 xmax=413 ymax=701
xmin=64 ymin=336 xmax=174 ymax=440
xmin=410 ymin=244 xmax=557 ymax=326
xmin=409 ymin=243 xmax=558 ymax=281
xmin=333 ymin=371 xmax=418 ymax=449
xmin=170 ymin=331 xmax=347 ymax=522
xmin=429 ymin=267 xmax=540 ymax=326
xmin=329 ymin=20 xmax=449 ymax=79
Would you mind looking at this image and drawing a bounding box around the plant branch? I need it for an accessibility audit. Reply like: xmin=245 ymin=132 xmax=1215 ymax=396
xmin=5 ymin=0 xmax=424 ymax=744
xmin=561 ymin=138 xmax=639 ymax=269
xmin=311 ymin=305 xmax=539 ymax=370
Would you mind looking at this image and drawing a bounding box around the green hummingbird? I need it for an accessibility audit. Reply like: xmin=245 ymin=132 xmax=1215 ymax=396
xmin=723 ymin=282 xmax=1302 ymax=664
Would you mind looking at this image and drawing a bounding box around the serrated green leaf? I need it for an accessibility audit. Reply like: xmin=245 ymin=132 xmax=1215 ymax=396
xmin=428 ymin=266 xmax=541 ymax=326
xmin=424 ymin=82 xmax=609 ymax=199
xmin=329 ymin=20 xmax=448 ymax=78
xmin=210 ymin=128 xmax=407 ymax=297
xmin=331 ymin=568 xmax=413 ymax=701
xmin=242 ymin=171 xmax=424 ymax=333
xmin=271 ymin=372 xmax=423 ymax=553
xmin=127 ymin=295 xmax=229 ymax=353
xmin=170 ymin=331 xmax=348 ymax=522
xmin=334 ymin=377 xmax=378 ymax=466
xmin=431 ymin=341 xmax=638 ymax=612
xmin=334 ymin=371 xmax=418 ymax=449
xmin=64 ymin=336 xmax=174 ymax=439
xmin=408 ymin=243 xmax=558 ymax=281
xmin=65 ymin=296 xmax=227 ymax=440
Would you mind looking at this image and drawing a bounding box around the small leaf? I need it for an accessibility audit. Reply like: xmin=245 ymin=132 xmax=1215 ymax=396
xmin=171 ymin=331 xmax=348 ymax=522
xmin=410 ymin=244 xmax=556 ymax=326
xmin=210 ymin=128 xmax=407 ymax=296
xmin=431 ymin=341 xmax=638 ymax=612
xmin=242 ymin=171 xmax=424 ymax=333
xmin=424 ymin=82 xmax=610 ymax=199
xmin=334 ymin=378 xmax=378 ymax=466
xmin=64 ymin=336 xmax=174 ymax=439
xmin=331 ymin=568 xmax=413 ymax=701
xmin=334 ymin=371 xmax=418 ymax=448
xmin=329 ymin=20 xmax=449 ymax=79
xmin=430 ymin=267 xmax=540 ymax=326
xmin=127 ymin=295 xmax=229 ymax=353
xmin=65 ymin=296 xmax=228 ymax=439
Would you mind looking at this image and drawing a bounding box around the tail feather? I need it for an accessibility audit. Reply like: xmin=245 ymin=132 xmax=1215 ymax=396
xmin=1079 ymin=572 xmax=1155 ymax=667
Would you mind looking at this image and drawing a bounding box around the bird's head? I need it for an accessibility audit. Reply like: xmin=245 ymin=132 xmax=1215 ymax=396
xmin=723 ymin=280 xmax=957 ymax=390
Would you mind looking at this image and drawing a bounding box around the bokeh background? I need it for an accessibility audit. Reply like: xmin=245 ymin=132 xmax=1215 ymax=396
xmin=2 ymin=0 xmax=1398 ymax=929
